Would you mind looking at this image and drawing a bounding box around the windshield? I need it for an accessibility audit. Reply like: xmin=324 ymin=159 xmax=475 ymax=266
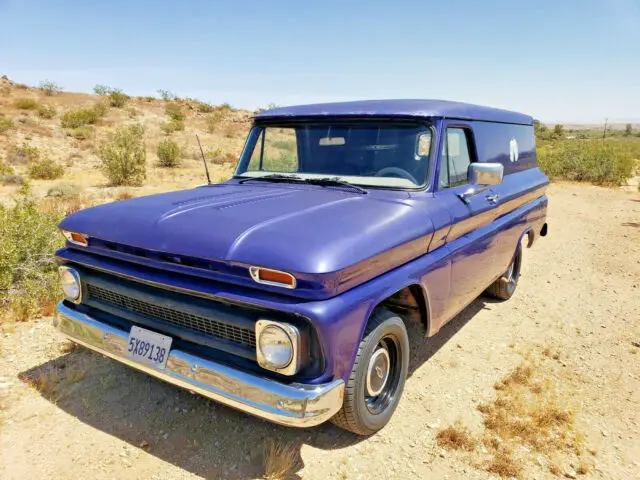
xmin=235 ymin=123 xmax=433 ymax=188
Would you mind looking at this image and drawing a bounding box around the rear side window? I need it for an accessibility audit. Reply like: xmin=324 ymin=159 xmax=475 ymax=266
xmin=439 ymin=128 xmax=475 ymax=189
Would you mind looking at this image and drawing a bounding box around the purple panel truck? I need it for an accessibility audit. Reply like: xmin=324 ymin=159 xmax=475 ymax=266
xmin=54 ymin=100 xmax=548 ymax=435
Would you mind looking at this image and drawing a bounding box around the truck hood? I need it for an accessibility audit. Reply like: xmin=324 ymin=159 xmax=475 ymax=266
xmin=59 ymin=183 xmax=435 ymax=299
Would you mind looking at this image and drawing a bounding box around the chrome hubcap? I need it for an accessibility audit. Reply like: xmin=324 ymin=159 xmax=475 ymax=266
xmin=366 ymin=346 xmax=390 ymax=397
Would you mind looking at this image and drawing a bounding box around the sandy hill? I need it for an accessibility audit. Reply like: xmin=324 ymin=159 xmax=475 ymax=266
xmin=0 ymin=75 xmax=253 ymax=202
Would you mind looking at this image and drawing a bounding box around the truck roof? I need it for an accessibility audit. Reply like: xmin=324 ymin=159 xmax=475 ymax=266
xmin=256 ymin=99 xmax=533 ymax=126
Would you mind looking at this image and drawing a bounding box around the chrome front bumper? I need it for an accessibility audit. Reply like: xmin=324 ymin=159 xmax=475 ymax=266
xmin=54 ymin=302 xmax=344 ymax=427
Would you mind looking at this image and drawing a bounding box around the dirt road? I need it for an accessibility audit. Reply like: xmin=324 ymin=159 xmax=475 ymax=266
xmin=1 ymin=182 xmax=639 ymax=479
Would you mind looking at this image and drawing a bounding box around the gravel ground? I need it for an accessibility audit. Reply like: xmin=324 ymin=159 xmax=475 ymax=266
xmin=1 ymin=182 xmax=639 ymax=479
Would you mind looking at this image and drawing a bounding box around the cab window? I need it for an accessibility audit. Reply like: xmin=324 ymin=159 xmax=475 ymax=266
xmin=439 ymin=128 xmax=475 ymax=189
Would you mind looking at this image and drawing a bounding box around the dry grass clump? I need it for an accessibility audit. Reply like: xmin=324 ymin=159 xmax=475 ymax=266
xmin=486 ymin=448 xmax=523 ymax=478
xmin=14 ymin=97 xmax=39 ymax=110
xmin=263 ymin=439 xmax=301 ymax=480
xmin=479 ymin=360 xmax=579 ymax=453
xmin=436 ymin=422 xmax=477 ymax=451
xmin=434 ymin=354 xmax=588 ymax=478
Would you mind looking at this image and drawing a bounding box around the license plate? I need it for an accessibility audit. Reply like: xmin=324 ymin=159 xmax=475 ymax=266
xmin=126 ymin=326 xmax=173 ymax=370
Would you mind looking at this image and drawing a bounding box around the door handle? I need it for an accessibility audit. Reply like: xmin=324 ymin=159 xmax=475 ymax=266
xmin=486 ymin=193 xmax=500 ymax=203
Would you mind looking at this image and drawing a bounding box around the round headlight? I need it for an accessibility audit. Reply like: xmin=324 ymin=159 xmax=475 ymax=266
xmin=258 ymin=325 xmax=293 ymax=369
xmin=58 ymin=266 xmax=81 ymax=303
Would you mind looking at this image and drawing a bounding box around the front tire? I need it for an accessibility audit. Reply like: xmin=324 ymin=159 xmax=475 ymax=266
xmin=485 ymin=243 xmax=523 ymax=300
xmin=331 ymin=309 xmax=409 ymax=435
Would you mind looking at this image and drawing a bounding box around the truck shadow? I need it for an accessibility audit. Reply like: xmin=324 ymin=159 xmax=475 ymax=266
xmin=18 ymin=296 xmax=491 ymax=479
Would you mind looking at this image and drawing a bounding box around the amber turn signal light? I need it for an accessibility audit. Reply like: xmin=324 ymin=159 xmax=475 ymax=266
xmin=62 ymin=230 xmax=88 ymax=247
xmin=249 ymin=266 xmax=296 ymax=289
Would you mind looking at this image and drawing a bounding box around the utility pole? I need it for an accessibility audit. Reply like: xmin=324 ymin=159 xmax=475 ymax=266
xmin=602 ymin=118 xmax=608 ymax=140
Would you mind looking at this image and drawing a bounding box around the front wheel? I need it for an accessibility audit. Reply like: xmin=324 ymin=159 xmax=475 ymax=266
xmin=485 ymin=243 xmax=523 ymax=300
xmin=331 ymin=309 xmax=409 ymax=435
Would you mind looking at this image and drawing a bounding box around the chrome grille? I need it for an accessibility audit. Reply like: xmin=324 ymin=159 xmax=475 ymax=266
xmin=86 ymin=284 xmax=256 ymax=348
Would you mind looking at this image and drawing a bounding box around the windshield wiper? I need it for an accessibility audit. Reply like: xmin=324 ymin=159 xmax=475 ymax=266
xmin=238 ymin=174 xmax=305 ymax=184
xmin=304 ymin=177 xmax=368 ymax=194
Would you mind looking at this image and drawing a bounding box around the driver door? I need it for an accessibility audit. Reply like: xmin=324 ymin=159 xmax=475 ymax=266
xmin=435 ymin=123 xmax=501 ymax=320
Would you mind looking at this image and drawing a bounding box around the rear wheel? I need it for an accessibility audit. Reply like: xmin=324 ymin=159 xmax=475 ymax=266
xmin=331 ymin=309 xmax=409 ymax=435
xmin=485 ymin=243 xmax=523 ymax=300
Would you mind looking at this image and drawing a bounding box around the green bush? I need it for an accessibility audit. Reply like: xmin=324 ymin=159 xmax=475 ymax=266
xmin=157 ymin=89 xmax=178 ymax=101
xmin=538 ymin=140 xmax=637 ymax=186
xmin=165 ymin=102 xmax=185 ymax=121
xmin=14 ymin=98 xmax=39 ymax=110
xmin=97 ymin=123 xmax=146 ymax=186
xmin=160 ymin=118 xmax=185 ymax=135
xmin=197 ymin=102 xmax=215 ymax=113
xmin=70 ymin=126 xmax=93 ymax=140
xmin=157 ymin=139 xmax=181 ymax=167
xmin=0 ymin=117 xmax=13 ymax=134
xmin=108 ymin=89 xmax=129 ymax=108
xmin=28 ymin=157 xmax=64 ymax=180
xmin=0 ymin=162 xmax=14 ymax=176
xmin=37 ymin=104 xmax=56 ymax=119
xmin=39 ymin=79 xmax=63 ymax=96
xmin=205 ymin=111 xmax=227 ymax=133
xmin=93 ymin=84 xmax=110 ymax=96
xmin=60 ymin=103 xmax=106 ymax=128
xmin=46 ymin=182 xmax=81 ymax=199
xmin=0 ymin=189 xmax=65 ymax=320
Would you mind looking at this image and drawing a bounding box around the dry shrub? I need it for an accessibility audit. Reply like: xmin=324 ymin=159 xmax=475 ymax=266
xmin=576 ymin=458 xmax=592 ymax=475
xmin=70 ymin=126 xmax=93 ymax=140
xmin=263 ymin=439 xmax=301 ymax=480
xmin=108 ymin=89 xmax=129 ymax=107
xmin=115 ymin=190 xmax=134 ymax=201
xmin=37 ymin=104 xmax=56 ymax=119
xmin=436 ymin=422 xmax=477 ymax=451
xmin=46 ymin=182 xmax=81 ymax=199
xmin=1 ymin=174 xmax=24 ymax=186
xmin=0 ymin=117 xmax=13 ymax=134
xmin=7 ymin=142 xmax=40 ymax=164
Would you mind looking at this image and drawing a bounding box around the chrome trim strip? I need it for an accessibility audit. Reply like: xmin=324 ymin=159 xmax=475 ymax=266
xmin=54 ymin=302 xmax=344 ymax=427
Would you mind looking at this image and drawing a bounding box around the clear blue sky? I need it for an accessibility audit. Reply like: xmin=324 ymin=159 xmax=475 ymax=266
xmin=1 ymin=0 xmax=639 ymax=123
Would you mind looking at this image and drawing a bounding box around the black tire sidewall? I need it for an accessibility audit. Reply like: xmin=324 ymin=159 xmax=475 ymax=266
xmin=350 ymin=314 xmax=409 ymax=433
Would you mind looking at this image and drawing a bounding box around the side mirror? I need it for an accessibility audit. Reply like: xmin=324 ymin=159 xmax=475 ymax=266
xmin=468 ymin=162 xmax=503 ymax=186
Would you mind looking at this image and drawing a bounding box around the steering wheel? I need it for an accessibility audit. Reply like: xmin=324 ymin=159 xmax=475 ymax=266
xmin=374 ymin=167 xmax=418 ymax=185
